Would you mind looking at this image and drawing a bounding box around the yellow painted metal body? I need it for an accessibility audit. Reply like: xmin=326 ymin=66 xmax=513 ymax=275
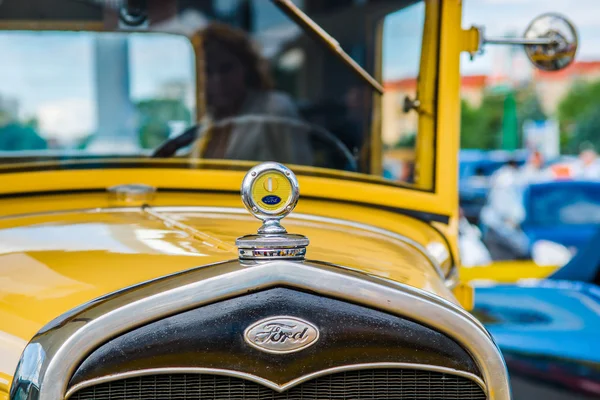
xmin=0 ymin=0 xmax=481 ymax=397
xmin=460 ymin=262 xmax=559 ymax=284
xmin=0 ymin=189 xmax=456 ymax=390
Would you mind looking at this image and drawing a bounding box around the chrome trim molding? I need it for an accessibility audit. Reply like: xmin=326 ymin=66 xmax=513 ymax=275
xmin=64 ymin=363 xmax=487 ymax=399
xmin=10 ymin=260 xmax=509 ymax=400
xmin=426 ymin=241 xmax=450 ymax=268
xmin=445 ymin=263 xmax=461 ymax=290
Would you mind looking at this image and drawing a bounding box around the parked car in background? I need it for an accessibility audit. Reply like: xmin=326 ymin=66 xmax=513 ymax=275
xmin=480 ymin=180 xmax=600 ymax=261
xmin=472 ymin=228 xmax=600 ymax=400
xmin=460 ymin=150 xmax=527 ymax=223
xmin=459 ymin=210 xmax=492 ymax=267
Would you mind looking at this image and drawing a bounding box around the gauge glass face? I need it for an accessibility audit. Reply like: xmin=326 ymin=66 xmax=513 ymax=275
xmin=251 ymin=171 xmax=293 ymax=214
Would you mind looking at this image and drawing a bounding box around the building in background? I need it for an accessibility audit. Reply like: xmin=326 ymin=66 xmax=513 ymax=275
xmin=382 ymin=78 xmax=417 ymax=148
xmin=382 ymin=74 xmax=488 ymax=148
xmin=0 ymin=94 xmax=19 ymax=121
xmin=158 ymin=79 xmax=195 ymax=114
xmin=158 ymin=80 xmax=191 ymax=101
xmin=382 ymin=60 xmax=600 ymax=151
xmin=460 ymin=75 xmax=488 ymax=107
xmin=534 ymin=61 xmax=600 ymax=116
xmin=87 ymin=35 xmax=138 ymax=153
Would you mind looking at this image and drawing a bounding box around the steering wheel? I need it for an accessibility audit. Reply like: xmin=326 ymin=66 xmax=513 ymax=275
xmin=151 ymin=115 xmax=358 ymax=172
xmin=152 ymin=125 xmax=198 ymax=158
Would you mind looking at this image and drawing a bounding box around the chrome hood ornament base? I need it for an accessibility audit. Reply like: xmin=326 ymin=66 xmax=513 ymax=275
xmin=236 ymin=162 xmax=309 ymax=261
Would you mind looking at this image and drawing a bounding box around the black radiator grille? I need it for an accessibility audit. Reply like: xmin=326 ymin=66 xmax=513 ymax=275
xmin=69 ymin=369 xmax=486 ymax=400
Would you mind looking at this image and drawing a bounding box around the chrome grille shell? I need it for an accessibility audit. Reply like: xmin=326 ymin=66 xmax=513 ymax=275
xmin=9 ymin=259 xmax=510 ymax=400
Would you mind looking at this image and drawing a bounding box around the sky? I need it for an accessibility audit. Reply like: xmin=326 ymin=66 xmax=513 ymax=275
xmin=2 ymin=0 xmax=600 ymax=140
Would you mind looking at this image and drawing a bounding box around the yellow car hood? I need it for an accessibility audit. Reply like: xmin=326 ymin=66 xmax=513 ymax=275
xmin=0 ymin=205 xmax=452 ymax=390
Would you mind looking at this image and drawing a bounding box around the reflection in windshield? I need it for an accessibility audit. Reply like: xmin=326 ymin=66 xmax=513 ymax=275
xmin=192 ymin=115 xmax=356 ymax=170
xmin=0 ymin=0 xmax=424 ymax=179
xmin=0 ymin=31 xmax=194 ymax=154
xmin=191 ymin=23 xmax=313 ymax=165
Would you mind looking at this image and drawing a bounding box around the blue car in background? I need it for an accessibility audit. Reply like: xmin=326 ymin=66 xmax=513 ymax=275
xmin=459 ymin=150 xmax=527 ymax=223
xmin=473 ymin=228 xmax=600 ymax=400
xmin=480 ymin=180 xmax=600 ymax=260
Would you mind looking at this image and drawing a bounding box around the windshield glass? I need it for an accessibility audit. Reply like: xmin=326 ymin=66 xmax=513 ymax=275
xmin=527 ymin=183 xmax=600 ymax=226
xmin=0 ymin=0 xmax=428 ymax=186
xmin=0 ymin=30 xmax=195 ymax=153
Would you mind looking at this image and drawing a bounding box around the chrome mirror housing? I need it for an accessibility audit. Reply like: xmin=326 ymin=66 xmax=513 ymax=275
xmin=523 ymin=13 xmax=578 ymax=71
xmin=476 ymin=13 xmax=578 ymax=71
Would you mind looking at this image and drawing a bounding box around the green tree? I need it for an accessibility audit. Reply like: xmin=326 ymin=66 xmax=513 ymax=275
xmin=76 ymin=134 xmax=96 ymax=150
xmin=461 ymin=100 xmax=485 ymax=149
xmin=517 ymin=90 xmax=546 ymax=123
xmin=0 ymin=110 xmax=10 ymax=126
xmin=460 ymin=94 xmax=504 ymax=149
xmin=568 ymin=104 xmax=600 ymax=152
xmin=393 ymin=132 xmax=416 ymax=148
xmin=557 ymin=80 xmax=600 ymax=152
xmin=460 ymin=87 xmax=546 ymax=150
xmin=136 ymin=99 xmax=192 ymax=149
xmin=558 ymin=80 xmax=600 ymax=126
xmin=0 ymin=122 xmax=47 ymax=151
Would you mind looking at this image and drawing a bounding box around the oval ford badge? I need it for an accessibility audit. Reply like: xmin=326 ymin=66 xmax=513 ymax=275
xmin=244 ymin=316 xmax=319 ymax=354
xmin=261 ymin=195 xmax=281 ymax=205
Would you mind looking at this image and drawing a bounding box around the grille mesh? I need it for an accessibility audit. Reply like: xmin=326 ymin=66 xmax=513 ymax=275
xmin=70 ymin=369 xmax=486 ymax=400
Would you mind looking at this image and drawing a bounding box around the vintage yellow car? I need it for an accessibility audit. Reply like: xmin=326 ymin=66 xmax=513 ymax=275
xmin=0 ymin=1 xmax=578 ymax=400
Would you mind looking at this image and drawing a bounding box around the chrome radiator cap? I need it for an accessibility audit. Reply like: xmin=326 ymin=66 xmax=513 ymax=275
xmin=236 ymin=162 xmax=308 ymax=261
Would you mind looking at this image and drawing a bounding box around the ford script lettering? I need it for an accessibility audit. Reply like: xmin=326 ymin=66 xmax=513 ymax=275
xmin=261 ymin=195 xmax=281 ymax=205
xmin=244 ymin=316 xmax=319 ymax=354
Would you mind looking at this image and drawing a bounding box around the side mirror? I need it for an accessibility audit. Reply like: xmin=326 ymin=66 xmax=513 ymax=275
xmin=477 ymin=13 xmax=578 ymax=71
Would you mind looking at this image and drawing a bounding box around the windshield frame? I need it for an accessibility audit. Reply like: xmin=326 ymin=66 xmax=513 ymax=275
xmin=0 ymin=0 xmax=459 ymax=222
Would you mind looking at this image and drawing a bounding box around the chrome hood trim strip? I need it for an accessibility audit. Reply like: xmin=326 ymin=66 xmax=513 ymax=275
xmin=10 ymin=260 xmax=509 ymax=400
xmin=64 ymin=363 xmax=487 ymax=398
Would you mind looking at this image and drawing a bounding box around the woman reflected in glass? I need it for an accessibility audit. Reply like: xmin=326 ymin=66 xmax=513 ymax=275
xmin=192 ymin=23 xmax=313 ymax=166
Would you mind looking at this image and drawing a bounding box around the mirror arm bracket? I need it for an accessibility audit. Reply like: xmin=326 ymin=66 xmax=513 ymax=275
xmin=483 ymin=37 xmax=558 ymax=46
xmin=461 ymin=26 xmax=482 ymax=60
xmin=467 ymin=16 xmax=575 ymax=67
